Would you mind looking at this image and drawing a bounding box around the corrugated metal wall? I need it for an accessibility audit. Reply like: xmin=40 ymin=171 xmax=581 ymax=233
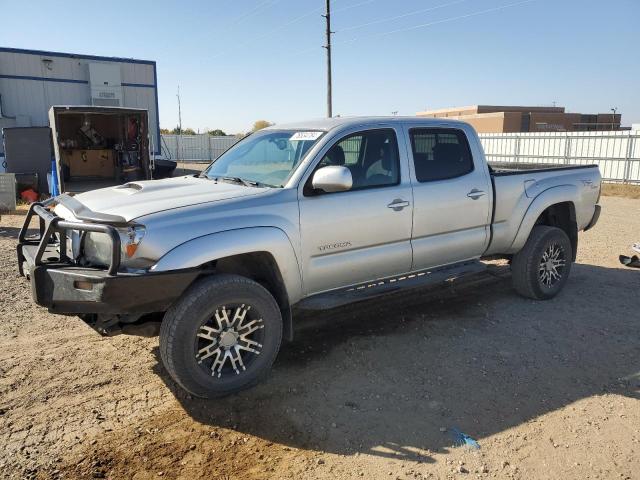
xmin=479 ymin=130 xmax=640 ymax=184
xmin=0 ymin=48 xmax=160 ymax=157
xmin=161 ymin=135 xmax=242 ymax=161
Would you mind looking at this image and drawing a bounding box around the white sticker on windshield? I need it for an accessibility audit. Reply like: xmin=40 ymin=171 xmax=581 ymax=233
xmin=290 ymin=131 xmax=323 ymax=141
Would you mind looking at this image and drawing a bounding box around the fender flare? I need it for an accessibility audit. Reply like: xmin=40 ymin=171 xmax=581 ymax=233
xmin=509 ymin=184 xmax=577 ymax=253
xmin=150 ymin=227 xmax=304 ymax=306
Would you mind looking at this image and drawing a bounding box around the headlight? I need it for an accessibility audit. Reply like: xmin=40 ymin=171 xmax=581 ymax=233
xmin=83 ymin=232 xmax=112 ymax=267
xmin=82 ymin=226 xmax=146 ymax=267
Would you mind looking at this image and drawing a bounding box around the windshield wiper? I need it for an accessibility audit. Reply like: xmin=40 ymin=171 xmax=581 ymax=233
xmin=215 ymin=176 xmax=260 ymax=187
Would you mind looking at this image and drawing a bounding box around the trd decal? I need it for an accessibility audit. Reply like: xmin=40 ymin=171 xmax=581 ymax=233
xmin=318 ymin=241 xmax=352 ymax=252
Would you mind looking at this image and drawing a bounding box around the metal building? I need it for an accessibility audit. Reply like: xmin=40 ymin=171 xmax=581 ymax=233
xmin=0 ymin=47 xmax=160 ymax=161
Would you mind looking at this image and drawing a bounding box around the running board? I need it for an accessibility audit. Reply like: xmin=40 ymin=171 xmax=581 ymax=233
xmin=295 ymin=260 xmax=487 ymax=311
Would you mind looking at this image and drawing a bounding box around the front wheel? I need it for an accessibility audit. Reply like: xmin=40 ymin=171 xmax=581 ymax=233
xmin=159 ymin=274 xmax=283 ymax=398
xmin=511 ymin=225 xmax=573 ymax=300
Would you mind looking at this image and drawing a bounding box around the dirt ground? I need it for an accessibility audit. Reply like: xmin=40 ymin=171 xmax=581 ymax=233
xmin=0 ymin=195 xmax=638 ymax=480
xmin=600 ymin=183 xmax=640 ymax=200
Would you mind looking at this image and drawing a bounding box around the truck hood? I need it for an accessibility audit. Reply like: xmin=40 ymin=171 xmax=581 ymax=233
xmin=62 ymin=176 xmax=268 ymax=222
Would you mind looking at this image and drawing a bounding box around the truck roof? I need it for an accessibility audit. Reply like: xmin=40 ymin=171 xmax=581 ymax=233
xmin=267 ymin=116 xmax=470 ymax=132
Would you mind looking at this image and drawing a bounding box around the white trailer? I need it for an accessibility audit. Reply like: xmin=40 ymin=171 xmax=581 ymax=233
xmin=0 ymin=47 xmax=161 ymax=163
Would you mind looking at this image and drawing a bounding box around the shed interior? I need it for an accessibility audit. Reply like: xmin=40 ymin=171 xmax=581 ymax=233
xmin=53 ymin=110 xmax=149 ymax=193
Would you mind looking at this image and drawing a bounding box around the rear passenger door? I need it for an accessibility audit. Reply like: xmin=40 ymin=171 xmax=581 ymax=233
xmin=405 ymin=126 xmax=492 ymax=270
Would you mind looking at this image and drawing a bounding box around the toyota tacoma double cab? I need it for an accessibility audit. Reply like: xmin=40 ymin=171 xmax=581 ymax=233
xmin=17 ymin=117 xmax=602 ymax=398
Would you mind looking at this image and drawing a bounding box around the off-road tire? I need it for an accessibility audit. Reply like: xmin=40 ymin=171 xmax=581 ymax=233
xmin=159 ymin=274 xmax=283 ymax=398
xmin=511 ymin=226 xmax=572 ymax=300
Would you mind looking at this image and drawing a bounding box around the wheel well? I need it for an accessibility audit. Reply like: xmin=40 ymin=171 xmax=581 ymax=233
xmin=206 ymin=252 xmax=294 ymax=341
xmin=534 ymin=202 xmax=578 ymax=260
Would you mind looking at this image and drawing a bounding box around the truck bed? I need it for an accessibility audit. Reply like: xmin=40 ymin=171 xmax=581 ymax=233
xmin=484 ymin=161 xmax=601 ymax=257
xmin=489 ymin=161 xmax=598 ymax=175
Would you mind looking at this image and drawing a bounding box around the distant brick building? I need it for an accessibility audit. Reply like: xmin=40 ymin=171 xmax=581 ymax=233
xmin=416 ymin=105 xmax=621 ymax=133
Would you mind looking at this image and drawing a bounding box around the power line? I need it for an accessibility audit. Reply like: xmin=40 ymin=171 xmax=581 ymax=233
xmin=214 ymin=0 xmax=283 ymax=36
xmin=338 ymin=0 xmax=470 ymax=33
xmin=209 ymin=0 xmax=321 ymax=59
xmin=332 ymin=0 xmax=377 ymax=14
xmin=210 ymin=0 xmax=376 ymax=60
xmin=231 ymin=2 xmax=330 ymax=46
xmin=267 ymin=0 xmax=377 ymax=30
xmin=270 ymin=0 xmax=376 ymax=33
xmin=339 ymin=0 xmax=536 ymax=44
xmin=292 ymin=0 xmax=534 ymax=55
xmin=272 ymin=5 xmax=325 ymax=30
xmin=228 ymin=0 xmax=282 ymax=28
xmin=288 ymin=0 xmax=535 ymax=57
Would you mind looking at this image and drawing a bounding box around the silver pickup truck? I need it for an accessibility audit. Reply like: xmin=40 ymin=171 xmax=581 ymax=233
xmin=17 ymin=117 xmax=601 ymax=398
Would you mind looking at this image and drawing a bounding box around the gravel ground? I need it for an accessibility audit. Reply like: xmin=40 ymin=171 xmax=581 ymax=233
xmin=0 ymin=195 xmax=638 ymax=480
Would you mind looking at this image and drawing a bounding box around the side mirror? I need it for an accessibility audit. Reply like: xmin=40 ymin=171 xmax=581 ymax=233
xmin=311 ymin=166 xmax=353 ymax=193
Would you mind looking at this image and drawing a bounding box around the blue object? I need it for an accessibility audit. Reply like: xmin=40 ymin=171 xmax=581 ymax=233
xmin=50 ymin=159 xmax=59 ymax=197
xmin=450 ymin=427 xmax=480 ymax=449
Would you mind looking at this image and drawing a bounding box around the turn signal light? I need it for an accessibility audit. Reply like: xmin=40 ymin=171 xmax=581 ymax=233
xmin=120 ymin=226 xmax=146 ymax=258
xmin=126 ymin=243 xmax=138 ymax=258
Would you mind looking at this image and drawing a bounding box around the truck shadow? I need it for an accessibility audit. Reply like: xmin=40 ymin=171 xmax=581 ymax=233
xmin=156 ymin=262 xmax=640 ymax=463
xmin=0 ymin=226 xmax=24 ymax=239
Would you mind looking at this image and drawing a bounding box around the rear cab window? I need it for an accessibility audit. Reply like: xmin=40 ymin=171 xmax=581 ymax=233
xmin=409 ymin=128 xmax=474 ymax=182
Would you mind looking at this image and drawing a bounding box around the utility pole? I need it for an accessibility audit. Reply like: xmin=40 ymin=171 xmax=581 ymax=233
xmin=177 ymin=85 xmax=183 ymax=137
xmin=323 ymin=0 xmax=332 ymax=118
xmin=177 ymin=85 xmax=183 ymax=171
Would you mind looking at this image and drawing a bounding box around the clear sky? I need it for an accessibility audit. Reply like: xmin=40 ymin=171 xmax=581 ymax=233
xmin=2 ymin=0 xmax=639 ymax=133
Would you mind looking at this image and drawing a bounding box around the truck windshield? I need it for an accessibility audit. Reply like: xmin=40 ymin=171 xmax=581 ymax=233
xmin=203 ymin=130 xmax=324 ymax=187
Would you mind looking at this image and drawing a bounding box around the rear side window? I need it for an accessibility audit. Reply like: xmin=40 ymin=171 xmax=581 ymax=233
xmin=409 ymin=128 xmax=473 ymax=182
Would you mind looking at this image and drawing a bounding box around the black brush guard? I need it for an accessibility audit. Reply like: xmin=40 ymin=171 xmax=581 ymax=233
xmin=16 ymin=199 xmax=199 ymax=315
xmin=17 ymin=200 xmax=122 ymax=276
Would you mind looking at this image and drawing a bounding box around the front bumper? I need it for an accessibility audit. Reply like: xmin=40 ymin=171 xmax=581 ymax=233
xmin=17 ymin=201 xmax=198 ymax=315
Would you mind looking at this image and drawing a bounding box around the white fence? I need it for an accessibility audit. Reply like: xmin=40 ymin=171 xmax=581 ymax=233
xmin=479 ymin=130 xmax=640 ymax=184
xmin=161 ymin=131 xmax=640 ymax=184
xmin=161 ymin=134 xmax=242 ymax=162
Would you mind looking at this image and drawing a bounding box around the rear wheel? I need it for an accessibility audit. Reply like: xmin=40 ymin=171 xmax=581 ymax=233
xmin=160 ymin=274 xmax=282 ymax=398
xmin=511 ymin=226 xmax=572 ymax=300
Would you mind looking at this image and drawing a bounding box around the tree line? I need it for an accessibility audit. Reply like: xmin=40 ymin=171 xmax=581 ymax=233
xmin=160 ymin=120 xmax=273 ymax=136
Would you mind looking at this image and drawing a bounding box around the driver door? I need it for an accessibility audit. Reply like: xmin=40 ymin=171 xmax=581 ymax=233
xmin=298 ymin=127 xmax=413 ymax=295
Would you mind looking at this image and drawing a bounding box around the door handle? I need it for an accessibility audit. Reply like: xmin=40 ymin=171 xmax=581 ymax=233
xmin=387 ymin=199 xmax=410 ymax=211
xmin=466 ymin=189 xmax=485 ymax=200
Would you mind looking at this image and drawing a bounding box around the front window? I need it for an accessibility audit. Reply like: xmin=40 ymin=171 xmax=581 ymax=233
xmin=315 ymin=129 xmax=400 ymax=190
xmin=203 ymin=130 xmax=323 ymax=187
